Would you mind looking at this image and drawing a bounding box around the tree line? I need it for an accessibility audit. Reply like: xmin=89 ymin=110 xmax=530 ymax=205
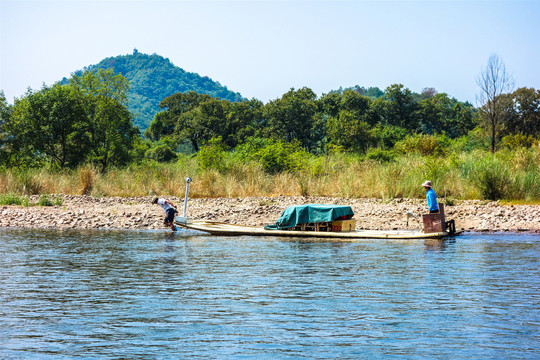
xmin=64 ymin=50 xmax=243 ymax=130
xmin=1 ymin=66 xmax=539 ymax=172
xmin=1 ymin=69 xmax=140 ymax=171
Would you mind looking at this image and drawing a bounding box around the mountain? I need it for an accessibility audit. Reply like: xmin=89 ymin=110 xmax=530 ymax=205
xmin=67 ymin=50 xmax=243 ymax=131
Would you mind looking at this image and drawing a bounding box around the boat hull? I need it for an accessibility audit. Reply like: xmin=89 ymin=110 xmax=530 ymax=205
xmin=175 ymin=219 xmax=462 ymax=239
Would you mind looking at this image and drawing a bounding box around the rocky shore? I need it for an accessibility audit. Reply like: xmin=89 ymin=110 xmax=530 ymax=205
xmin=1 ymin=195 xmax=539 ymax=233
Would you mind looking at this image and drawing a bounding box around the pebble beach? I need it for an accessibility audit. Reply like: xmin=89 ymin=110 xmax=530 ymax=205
xmin=1 ymin=195 xmax=539 ymax=233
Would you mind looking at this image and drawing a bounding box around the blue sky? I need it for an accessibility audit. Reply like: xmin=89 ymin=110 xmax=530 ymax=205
xmin=1 ymin=0 xmax=539 ymax=105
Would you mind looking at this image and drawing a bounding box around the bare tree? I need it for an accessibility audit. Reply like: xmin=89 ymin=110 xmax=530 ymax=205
xmin=476 ymin=54 xmax=514 ymax=153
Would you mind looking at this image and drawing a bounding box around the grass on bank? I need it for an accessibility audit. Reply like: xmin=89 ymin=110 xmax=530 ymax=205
xmin=0 ymin=193 xmax=63 ymax=207
xmin=0 ymin=144 xmax=539 ymax=202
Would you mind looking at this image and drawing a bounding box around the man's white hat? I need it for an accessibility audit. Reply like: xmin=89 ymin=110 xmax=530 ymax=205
xmin=422 ymin=180 xmax=432 ymax=188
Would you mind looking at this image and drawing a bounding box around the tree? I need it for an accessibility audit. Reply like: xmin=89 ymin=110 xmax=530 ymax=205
xmin=502 ymin=87 xmax=540 ymax=138
xmin=476 ymin=54 xmax=514 ymax=153
xmin=264 ymin=87 xmax=322 ymax=150
xmin=318 ymin=92 xmax=342 ymax=118
xmin=377 ymin=84 xmax=418 ymax=130
xmin=146 ymin=91 xmax=212 ymax=151
xmin=416 ymin=93 xmax=476 ymax=138
xmin=341 ymin=89 xmax=370 ymax=117
xmin=225 ymin=98 xmax=264 ymax=147
xmin=70 ymin=69 xmax=139 ymax=171
xmin=0 ymin=91 xmax=12 ymax=166
xmin=7 ymin=85 xmax=88 ymax=168
xmin=326 ymin=110 xmax=374 ymax=152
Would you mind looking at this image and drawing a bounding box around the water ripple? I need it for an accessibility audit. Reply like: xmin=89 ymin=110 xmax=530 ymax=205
xmin=0 ymin=229 xmax=539 ymax=359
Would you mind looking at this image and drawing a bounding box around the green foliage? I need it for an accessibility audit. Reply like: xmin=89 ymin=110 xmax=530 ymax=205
xmin=0 ymin=146 xmax=538 ymax=202
xmin=471 ymin=156 xmax=512 ymax=200
xmin=395 ymin=133 xmax=450 ymax=156
xmin=70 ymin=69 xmax=139 ymax=171
xmin=0 ymin=193 xmax=23 ymax=205
xmin=503 ymin=87 xmax=540 ymax=138
xmin=365 ymin=148 xmax=396 ymax=163
xmin=371 ymin=125 xmax=408 ymax=149
xmin=0 ymin=91 xmax=12 ymax=166
xmin=147 ymin=93 xmax=262 ymax=152
xmin=233 ymin=137 xmax=309 ymax=174
xmin=7 ymin=84 xmax=88 ymax=169
xmin=15 ymin=170 xmax=43 ymax=195
xmin=196 ymin=137 xmax=229 ymax=172
xmin=444 ymin=196 xmax=457 ymax=206
xmin=66 ymin=50 xmax=243 ymax=131
xmin=326 ymin=85 xmax=384 ymax=99
xmin=264 ymin=87 xmax=322 ymax=151
xmin=145 ymin=143 xmax=178 ymax=162
xmin=7 ymin=70 xmax=139 ymax=171
xmin=375 ymin=84 xmax=418 ymax=130
xmin=256 ymin=141 xmax=307 ymax=174
xmin=450 ymin=127 xmax=490 ymax=152
xmin=416 ymin=93 xmax=476 ymax=138
xmin=37 ymin=194 xmax=53 ymax=206
xmin=326 ymin=111 xmax=374 ymax=153
xmin=500 ymin=133 xmax=538 ymax=150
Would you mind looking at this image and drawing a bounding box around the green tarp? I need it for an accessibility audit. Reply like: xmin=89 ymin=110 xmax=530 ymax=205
xmin=264 ymin=204 xmax=354 ymax=230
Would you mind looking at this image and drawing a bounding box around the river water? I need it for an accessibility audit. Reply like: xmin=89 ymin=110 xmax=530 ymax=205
xmin=0 ymin=229 xmax=538 ymax=359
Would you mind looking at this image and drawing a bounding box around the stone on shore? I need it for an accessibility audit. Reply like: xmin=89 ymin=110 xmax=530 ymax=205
xmin=0 ymin=195 xmax=538 ymax=233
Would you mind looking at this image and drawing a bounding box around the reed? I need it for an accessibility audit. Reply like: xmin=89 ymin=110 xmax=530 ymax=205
xmin=0 ymin=146 xmax=538 ymax=201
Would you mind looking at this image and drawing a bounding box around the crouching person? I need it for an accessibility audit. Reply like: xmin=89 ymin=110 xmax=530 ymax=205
xmin=153 ymin=198 xmax=177 ymax=231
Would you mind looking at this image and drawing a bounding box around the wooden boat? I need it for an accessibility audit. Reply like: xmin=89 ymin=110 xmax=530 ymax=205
xmin=175 ymin=180 xmax=462 ymax=240
xmin=175 ymin=204 xmax=462 ymax=240
xmin=174 ymin=219 xmax=462 ymax=239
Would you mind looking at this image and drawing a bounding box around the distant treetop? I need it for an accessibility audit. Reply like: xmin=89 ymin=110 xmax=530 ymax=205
xmin=65 ymin=51 xmax=244 ymax=131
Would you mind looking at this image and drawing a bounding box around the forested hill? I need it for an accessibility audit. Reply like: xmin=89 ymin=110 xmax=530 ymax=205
xmin=66 ymin=50 xmax=243 ymax=130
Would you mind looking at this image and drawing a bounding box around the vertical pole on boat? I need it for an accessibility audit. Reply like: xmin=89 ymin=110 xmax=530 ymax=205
xmin=183 ymin=177 xmax=192 ymax=217
xmin=176 ymin=178 xmax=193 ymax=225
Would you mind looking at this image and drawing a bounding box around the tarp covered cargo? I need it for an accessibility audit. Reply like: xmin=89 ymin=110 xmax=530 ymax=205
xmin=264 ymin=204 xmax=354 ymax=230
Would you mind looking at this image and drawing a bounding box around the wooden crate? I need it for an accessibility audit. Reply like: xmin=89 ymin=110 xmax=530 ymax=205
xmin=422 ymin=203 xmax=446 ymax=233
xmin=293 ymin=222 xmax=332 ymax=232
xmin=331 ymin=220 xmax=357 ymax=232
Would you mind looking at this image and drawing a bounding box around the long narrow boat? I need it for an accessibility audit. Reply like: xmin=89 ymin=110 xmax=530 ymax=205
xmin=174 ymin=219 xmax=462 ymax=239
xmin=175 ymin=203 xmax=462 ymax=240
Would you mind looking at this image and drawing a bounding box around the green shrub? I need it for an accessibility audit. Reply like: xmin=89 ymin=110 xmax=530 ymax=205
xmin=500 ymin=133 xmax=538 ymax=150
xmin=521 ymin=170 xmax=540 ymax=201
xmin=197 ymin=137 xmax=229 ymax=172
xmin=372 ymin=125 xmax=408 ymax=150
xmin=257 ymin=140 xmax=309 ymax=174
xmin=0 ymin=194 xmax=22 ymax=205
xmin=145 ymin=144 xmax=178 ymax=162
xmin=395 ymin=133 xmax=450 ymax=156
xmin=232 ymin=138 xmax=309 ymax=174
xmin=38 ymin=194 xmax=53 ymax=206
xmin=365 ymin=148 xmax=396 ymax=163
xmin=456 ymin=127 xmax=490 ymax=152
xmin=472 ymin=156 xmax=512 ymax=200
xmin=54 ymin=196 xmax=63 ymax=206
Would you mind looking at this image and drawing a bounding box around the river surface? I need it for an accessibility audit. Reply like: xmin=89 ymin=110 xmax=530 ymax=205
xmin=0 ymin=229 xmax=538 ymax=359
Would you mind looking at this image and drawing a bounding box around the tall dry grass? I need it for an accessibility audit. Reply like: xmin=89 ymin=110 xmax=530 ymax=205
xmin=0 ymin=145 xmax=539 ymax=201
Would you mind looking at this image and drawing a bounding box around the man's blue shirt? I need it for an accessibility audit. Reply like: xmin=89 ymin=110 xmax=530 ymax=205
xmin=426 ymin=188 xmax=438 ymax=211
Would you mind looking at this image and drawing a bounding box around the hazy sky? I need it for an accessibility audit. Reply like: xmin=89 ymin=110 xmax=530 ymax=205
xmin=1 ymin=0 xmax=539 ymax=105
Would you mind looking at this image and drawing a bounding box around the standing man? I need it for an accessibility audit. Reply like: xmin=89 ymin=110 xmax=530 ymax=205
xmin=153 ymin=197 xmax=178 ymax=231
xmin=422 ymin=181 xmax=439 ymax=213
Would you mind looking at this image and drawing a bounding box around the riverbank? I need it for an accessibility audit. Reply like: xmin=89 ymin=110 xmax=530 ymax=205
xmin=1 ymin=195 xmax=539 ymax=233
